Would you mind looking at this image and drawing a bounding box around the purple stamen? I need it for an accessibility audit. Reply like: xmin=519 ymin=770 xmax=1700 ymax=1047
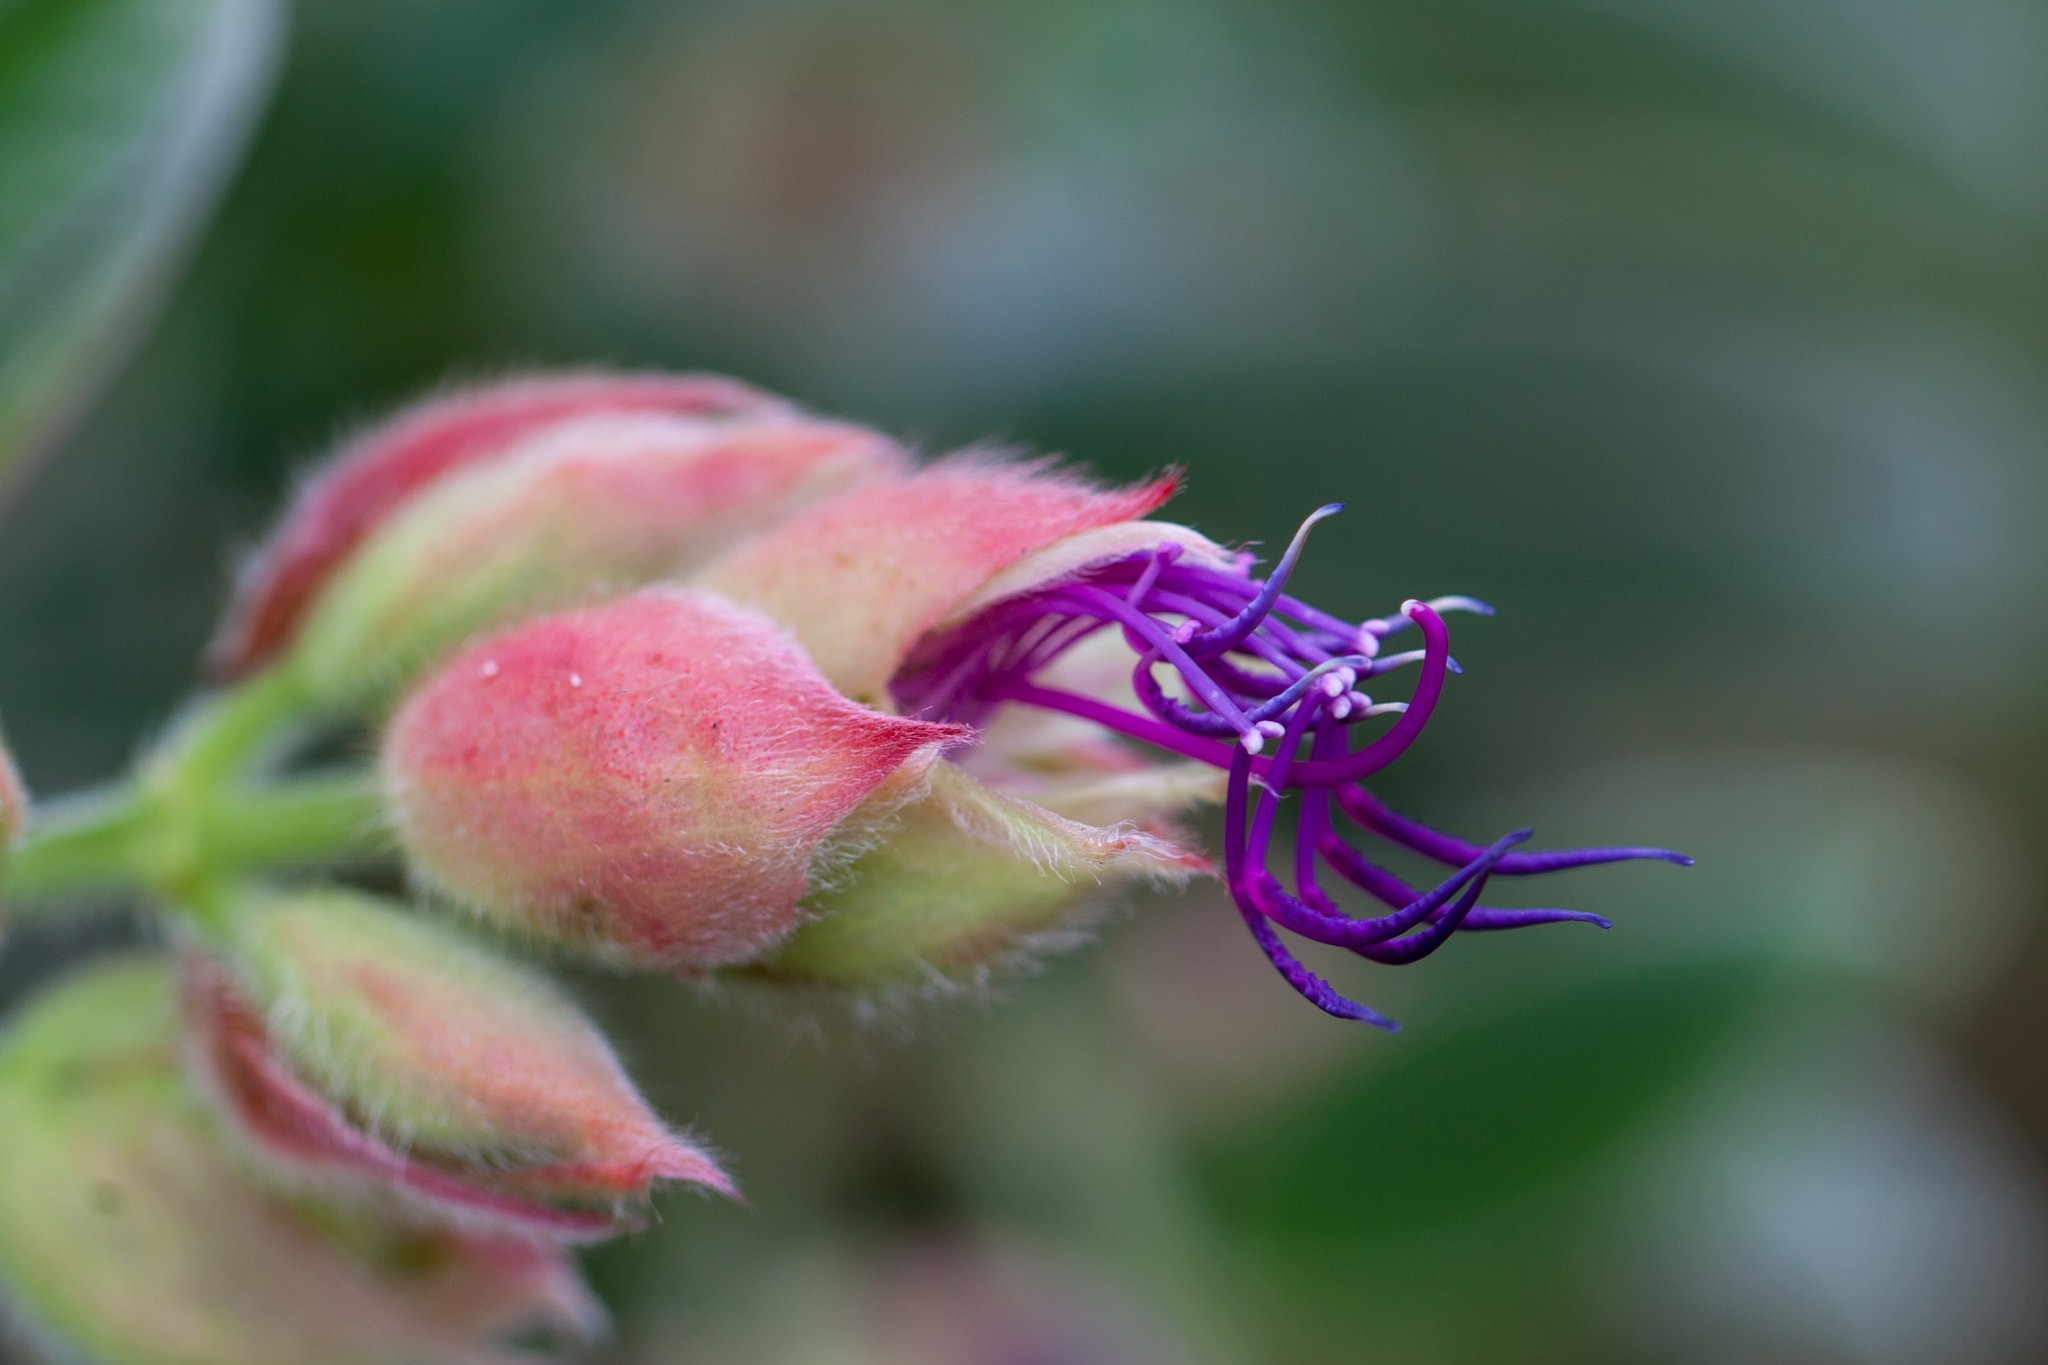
xmin=1238 ymin=907 xmax=1401 ymax=1029
xmin=1225 ymin=744 xmax=1398 ymax=1028
xmin=1345 ymin=867 xmax=1494 ymax=966
xmin=1316 ymin=834 xmax=1613 ymax=931
xmin=1250 ymin=832 xmax=1521 ymax=949
xmin=1124 ymin=542 xmax=1181 ymax=606
xmin=1360 ymin=595 xmax=1496 ymax=642
xmin=889 ymin=503 xmax=1688 ymax=1024
xmin=1180 ymin=503 xmax=1342 ymax=660
xmin=1333 ymin=785 xmax=1695 ymax=874
xmin=1057 ymin=583 xmax=1257 ymax=737
xmin=1278 ymin=602 xmax=1450 ymax=787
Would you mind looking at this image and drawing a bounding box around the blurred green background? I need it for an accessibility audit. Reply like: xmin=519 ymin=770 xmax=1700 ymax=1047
xmin=5 ymin=1 xmax=2048 ymax=1361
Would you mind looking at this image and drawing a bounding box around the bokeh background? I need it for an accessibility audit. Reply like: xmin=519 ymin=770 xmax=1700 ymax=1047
xmin=5 ymin=1 xmax=2048 ymax=1361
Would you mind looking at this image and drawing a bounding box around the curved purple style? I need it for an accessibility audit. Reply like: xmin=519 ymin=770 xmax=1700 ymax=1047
xmin=894 ymin=507 xmax=1690 ymax=1026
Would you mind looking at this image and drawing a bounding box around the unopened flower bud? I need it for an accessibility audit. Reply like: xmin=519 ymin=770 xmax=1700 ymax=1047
xmin=182 ymin=885 xmax=733 ymax=1242
xmin=701 ymin=456 xmax=1179 ymax=707
xmin=384 ymin=587 xmax=967 ymax=971
xmin=283 ymin=407 xmax=904 ymax=707
xmin=0 ymin=957 xmax=604 ymax=1365
xmin=210 ymin=370 xmax=796 ymax=680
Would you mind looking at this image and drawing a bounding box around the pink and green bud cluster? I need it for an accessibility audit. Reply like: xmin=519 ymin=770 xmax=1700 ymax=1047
xmin=381 ymin=459 xmax=1220 ymax=994
xmin=0 ymin=368 xmax=1689 ymax=1365
xmin=0 ymin=958 xmax=606 ymax=1365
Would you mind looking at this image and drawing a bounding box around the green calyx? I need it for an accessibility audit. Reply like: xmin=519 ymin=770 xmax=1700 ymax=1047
xmin=757 ymin=762 xmax=1204 ymax=994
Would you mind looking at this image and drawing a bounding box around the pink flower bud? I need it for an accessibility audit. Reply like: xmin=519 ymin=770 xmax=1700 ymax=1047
xmin=210 ymin=371 xmax=794 ymax=680
xmin=181 ymin=886 xmax=733 ymax=1242
xmin=383 ymin=587 xmax=968 ymax=971
xmin=701 ymin=457 xmax=1178 ymax=706
xmin=0 ymin=957 xmax=604 ymax=1365
xmin=283 ymin=406 xmax=904 ymax=707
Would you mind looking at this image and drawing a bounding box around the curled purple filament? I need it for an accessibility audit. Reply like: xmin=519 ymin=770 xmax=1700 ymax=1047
xmin=894 ymin=507 xmax=1690 ymax=1027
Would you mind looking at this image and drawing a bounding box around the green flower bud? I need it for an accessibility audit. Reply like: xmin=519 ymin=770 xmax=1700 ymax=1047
xmin=0 ymin=957 xmax=603 ymax=1365
xmin=184 ymin=886 xmax=733 ymax=1242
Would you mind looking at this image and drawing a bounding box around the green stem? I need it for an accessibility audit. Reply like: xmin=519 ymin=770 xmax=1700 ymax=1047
xmin=0 ymin=786 xmax=148 ymax=908
xmin=2 ymin=771 xmax=386 ymax=908
xmin=204 ymin=773 xmax=389 ymax=870
xmin=0 ymin=664 xmax=386 ymax=909
xmin=148 ymin=665 xmax=310 ymax=793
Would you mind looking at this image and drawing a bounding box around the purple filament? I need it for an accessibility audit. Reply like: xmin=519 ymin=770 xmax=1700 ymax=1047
xmin=892 ymin=505 xmax=1688 ymax=1025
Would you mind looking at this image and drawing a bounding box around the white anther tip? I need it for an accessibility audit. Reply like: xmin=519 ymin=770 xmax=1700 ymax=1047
xmin=1400 ymin=598 xmax=1425 ymax=619
xmin=1173 ymin=621 xmax=1198 ymax=644
xmin=1330 ymin=698 xmax=1352 ymax=719
xmin=1320 ymin=674 xmax=1346 ymax=697
xmin=1240 ymin=731 xmax=1266 ymax=755
xmin=1256 ymin=720 xmax=1287 ymax=738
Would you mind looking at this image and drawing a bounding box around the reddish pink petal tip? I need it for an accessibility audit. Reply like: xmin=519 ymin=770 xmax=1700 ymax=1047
xmin=210 ymin=372 xmax=794 ymax=679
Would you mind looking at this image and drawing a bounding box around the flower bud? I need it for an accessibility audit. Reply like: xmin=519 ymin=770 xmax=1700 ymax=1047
xmin=210 ymin=370 xmax=794 ymax=680
xmin=700 ymin=457 xmax=1178 ymax=706
xmin=385 ymin=587 xmax=968 ymax=971
xmin=0 ymin=957 xmax=604 ymax=1365
xmin=182 ymin=885 xmax=733 ymax=1242
xmin=284 ymin=407 xmax=904 ymax=707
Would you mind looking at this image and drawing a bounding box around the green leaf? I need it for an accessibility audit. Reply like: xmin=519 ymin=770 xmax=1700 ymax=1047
xmin=0 ymin=0 xmax=282 ymax=494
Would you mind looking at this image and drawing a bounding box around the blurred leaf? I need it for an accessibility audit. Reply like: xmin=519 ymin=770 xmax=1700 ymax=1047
xmin=1196 ymin=956 xmax=1769 ymax=1239
xmin=0 ymin=0 xmax=281 ymax=496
